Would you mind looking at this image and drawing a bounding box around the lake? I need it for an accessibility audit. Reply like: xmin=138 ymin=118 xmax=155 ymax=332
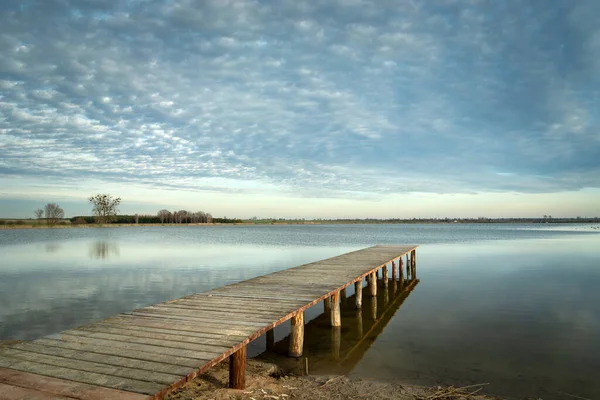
xmin=1 ymin=224 xmax=599 ymax=399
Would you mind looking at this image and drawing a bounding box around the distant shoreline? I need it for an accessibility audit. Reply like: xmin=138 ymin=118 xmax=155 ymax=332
xmin=1 ymin=220 xmax=599 ymax=230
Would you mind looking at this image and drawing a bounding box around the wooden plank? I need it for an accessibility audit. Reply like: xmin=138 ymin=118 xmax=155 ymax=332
xmin=210 ymin=287 xmax=334 ymax=297
xmin=201 ymin=293 xmax=317 ymax=302
xmin=90 ymin=318 xmax=253 ymax=342
xmin=139 ymin=306 xmax=280 ymax=323
xmin=223 ymin=283 xmax=339 ymax=291
xmin=32 ymin=339 xmax=207 ymax=369
xmin=41 ymin=334 xmax=223 ymax=361
xmin=0 ymin=368 xmax=148 ymax=400
xmin=124 ymin=311 xmax=268 ymax=327
xmin=75 ymin=325 xmax=244 ymax=348
xmin=0 ymin=382 xmax=71 ymax=399
xmin=88 ymin=322 xmax=248 ymax=341
xmin=0 ymin=348 xmax=180 ymax=385
xmin=183 ymin=296 xmax=307 ymax=308
xmin=104 ymin=316 xmax=256 ymax=337
xmin=157 ymin=302 xmax=298 ymax=316
xmin=0 ymin=357 xmax=165 ymax=395
xmin=6 ymin=342 xmax=193 ymax=376
xmin=63 ymin=330 xmax=233 ymax=353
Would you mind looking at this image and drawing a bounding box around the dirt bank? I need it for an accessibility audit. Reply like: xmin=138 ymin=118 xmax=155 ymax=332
xmin=166 ymin=360 xmax=501 ymax=400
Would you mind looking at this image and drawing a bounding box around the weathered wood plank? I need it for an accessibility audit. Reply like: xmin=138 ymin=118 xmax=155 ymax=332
xmin=0 ymin=357 xmax=165 ymax=395
xmin=0 ymin=382 xmax=70 ymax=400
xmin=124 ymin=311 xmax=268 ymax=327
xmin=139 ymin=306 xmax=279 ymax=323
xmin=188 ymin=293 xmax=316 ymax=302
xmin=75 ymin=325 xmax=244 ymax=348
xmin=104 ymin=316 xmax=256 ymax=337
xmin=0 ymin=368 xmax=149 ymax=400
xmin=5 ymin=342 xmax=193 ymax=376
xmin=32 ymin=338 xmax=207 ymax=369
xmin=0 ymin=348 xmax=180 ymax=385
xmin=156 ymin=302 xmax=298 ymax=316
xmin=63 ymin=330 xmax=233 ymax=353
xmin=41 ymin=334 xmax=223 ymax=361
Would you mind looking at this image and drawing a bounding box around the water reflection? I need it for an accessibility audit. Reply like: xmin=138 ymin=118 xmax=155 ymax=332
xmin=256 ymin=275 xmax=420 ymax=376
xmin=44 ymin=243 xmax=61 ymax=253
xmin=88 ymin=241 xmax=120 ymax=260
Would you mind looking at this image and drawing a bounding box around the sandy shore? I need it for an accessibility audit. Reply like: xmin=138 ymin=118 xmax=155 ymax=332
xmin=166 ymin=360 xmax=502 ymax=400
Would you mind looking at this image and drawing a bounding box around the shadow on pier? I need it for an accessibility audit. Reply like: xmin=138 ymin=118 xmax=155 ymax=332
xmin=256 ymin=275 xmax=420 ymax=376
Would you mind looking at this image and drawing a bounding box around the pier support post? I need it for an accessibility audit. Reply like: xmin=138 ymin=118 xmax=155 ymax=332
xmin=391 ymin=260 xmax=397 ymax=281
xmin=289 ymin=312 xmax=304 ymax=357
xmin=266 ymin=329 xmax=275 ymax=351
xmin=331 ymin=292 xmax=341 ymax=327
xmin=411 ymin=250 xmax=417 ymax=278
xmin=340 ymin=286 xmax=347 ymax=304
xmin=229 ymin=345 xmax=247 ymax=389
xmin=382 ymin=265 xmax=388 ymax=287
xmin=354 ymin=281 xmax=362 ymax=309
xmin=324 ymin=296 xmax=331 ymax=314
xmin=399 ymin=260 xmax=404 ymax=290
xmin=369 ymin=272 xmax=377 ymax=297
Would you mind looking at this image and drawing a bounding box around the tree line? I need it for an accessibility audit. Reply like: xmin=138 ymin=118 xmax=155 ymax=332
xmin=157 ymin=209 xmax=213 ymax=224
xmin=32 ymin=194 xmax=228 ymax=225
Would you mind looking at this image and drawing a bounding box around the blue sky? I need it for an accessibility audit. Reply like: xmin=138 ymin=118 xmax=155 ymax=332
xmin=0 ymin=0 xmax=599 ymax=219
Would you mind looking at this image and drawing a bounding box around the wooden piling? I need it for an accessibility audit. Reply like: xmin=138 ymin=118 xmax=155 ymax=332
xmin=266 ymin=329 xmax=275 ymax=351
xmin=340 ymin=286 xmax=347 ymax=304
xmin=354 ymin=281 xmax=362 ymax=309
xmin=382 ymin=265 xmax=388 ymax=287
xmin=229 ymin=345 xmax=247 ymax=389
xmin=331 ymin=292 xmax=341 ymax=327
xmin=391 ymin=260 xmax=397 ymax=281
xmin=289 ymin=312 xmax=304 ymax=357
xmin=324 ymin=296 xmax=331 ymax=314
xmin=369 ymin=272 xmax=377 ymax=296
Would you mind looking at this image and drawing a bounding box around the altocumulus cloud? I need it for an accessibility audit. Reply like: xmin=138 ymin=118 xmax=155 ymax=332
xmin=1 ymin=0 xmax=599 ymax=203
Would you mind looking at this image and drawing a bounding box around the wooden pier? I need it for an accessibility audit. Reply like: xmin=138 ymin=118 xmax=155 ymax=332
xmin=0 ymin=245 xmax=418 ymax=399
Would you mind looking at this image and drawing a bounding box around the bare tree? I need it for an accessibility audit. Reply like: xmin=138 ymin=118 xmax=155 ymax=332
xmin=44 ymin=203 xmax=64 ymax=226
xmin=89 ymin=194 xmax=121 ymax=224
xmin=158 ymin=209 xmax=170 ymax=224
xmin=34 ymin=209 xmax=44 ymax=219
xmin=134 ymin=214 xmax=139 ymax=224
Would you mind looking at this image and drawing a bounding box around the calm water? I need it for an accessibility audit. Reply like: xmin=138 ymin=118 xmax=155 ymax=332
xmin=1 ymin=224 xmax=599 ymax=399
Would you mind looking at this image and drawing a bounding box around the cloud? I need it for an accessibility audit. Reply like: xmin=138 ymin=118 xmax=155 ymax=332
xmin=0 ymin=0 xmax=599 ymax=206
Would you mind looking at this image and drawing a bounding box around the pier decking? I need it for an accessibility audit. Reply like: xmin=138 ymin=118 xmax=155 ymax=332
xmin=0 ymin=245 xmax=418 ymax=400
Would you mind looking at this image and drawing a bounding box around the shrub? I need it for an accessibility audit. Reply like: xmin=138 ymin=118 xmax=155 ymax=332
xmin=71 ymin=217 xmax=88 ymax=225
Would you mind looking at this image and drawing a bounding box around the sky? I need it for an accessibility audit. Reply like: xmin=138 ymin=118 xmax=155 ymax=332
xmin=0 ymin=0 xmax=599 ymax=219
